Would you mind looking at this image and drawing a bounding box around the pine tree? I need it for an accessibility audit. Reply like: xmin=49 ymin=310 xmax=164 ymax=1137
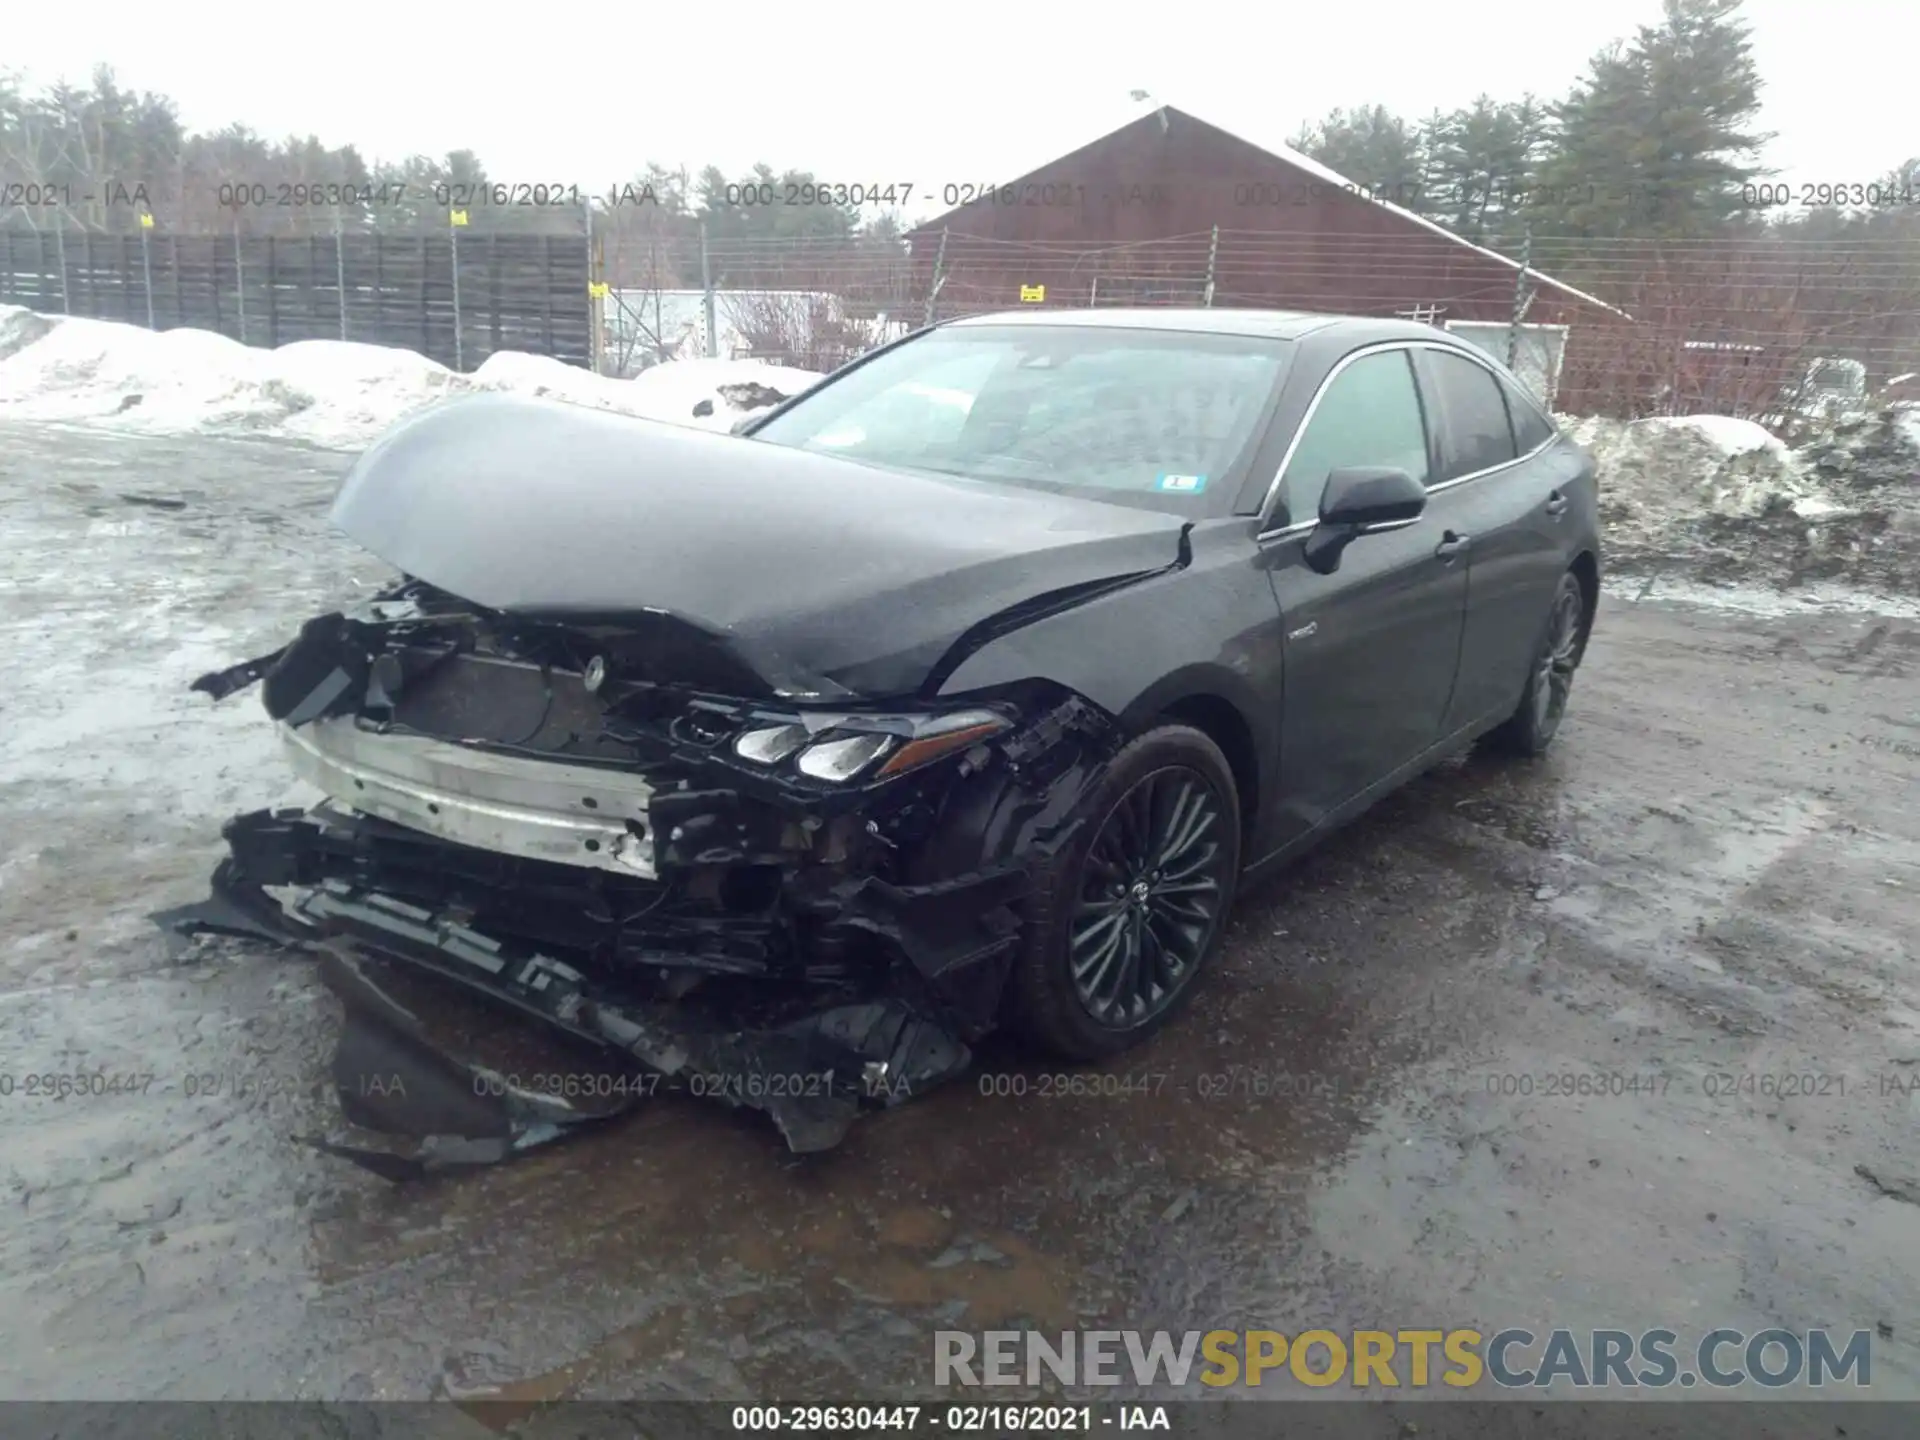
xmin=1424 ymin=95 xmax=1551 ymax=245
xmin=1532 ymin=0 xmax=1771 ymax=240
xmin=1289 ymin=105 xmax=1433 ymax=212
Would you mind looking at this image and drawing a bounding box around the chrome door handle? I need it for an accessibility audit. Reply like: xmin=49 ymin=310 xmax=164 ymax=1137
xmin=1434 ymin=531 xmax=1471 ymax=560
xmin=1544 ymin=491 xmax=1569 ymax=518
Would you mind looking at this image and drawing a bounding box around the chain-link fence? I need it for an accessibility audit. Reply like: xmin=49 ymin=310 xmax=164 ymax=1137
xmin=600 ymin=224 xmax=1920 ymax=421
xmin=8 ymin=210 xmax=1918 ymax=422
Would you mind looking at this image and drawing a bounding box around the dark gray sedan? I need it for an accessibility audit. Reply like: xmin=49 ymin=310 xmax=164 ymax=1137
xmin=167 ymin=308 xmax=1599 ymax=1172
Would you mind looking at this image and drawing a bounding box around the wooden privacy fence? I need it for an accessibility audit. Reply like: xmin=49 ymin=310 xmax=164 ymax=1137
xmin=0 ymin=228 xmax=594 ymax=372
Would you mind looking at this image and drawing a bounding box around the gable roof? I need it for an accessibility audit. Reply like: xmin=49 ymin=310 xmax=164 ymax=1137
xmin=910 ymin=99 xmax=1624 ymax=319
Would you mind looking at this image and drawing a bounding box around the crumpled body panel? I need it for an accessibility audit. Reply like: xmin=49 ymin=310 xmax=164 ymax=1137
xmin=327 ymin=392 xmax=1188 ymax=698
xmin=158 ymin=580 xmax=1124 ymax=1178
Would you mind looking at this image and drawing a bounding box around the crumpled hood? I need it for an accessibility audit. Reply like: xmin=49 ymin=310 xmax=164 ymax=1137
xmin=330 ymin=392 xmax=1189 ymax=697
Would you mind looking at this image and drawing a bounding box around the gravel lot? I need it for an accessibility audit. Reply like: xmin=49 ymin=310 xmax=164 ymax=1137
xmin=2 ymin=420 xmax=1916 ymax=1410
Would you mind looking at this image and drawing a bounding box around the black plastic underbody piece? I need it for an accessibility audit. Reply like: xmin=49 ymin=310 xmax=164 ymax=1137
xmin=155 ymin=807 xmax=1026 ymax=1178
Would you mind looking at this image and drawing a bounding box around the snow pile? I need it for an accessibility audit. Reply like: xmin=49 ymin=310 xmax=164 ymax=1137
xmin=463 ymin=350 xmax=662 ymax=413
xmin=1798 ymin=406 xmax=1920 ymax=494
xmin=0 ymin=303 xmax=822 ymax=447
xmin=0 ymin=305 xmax=58 ymax=362
xmin=0 ymin=311 xmax=292 ymax=430
xmin=1898 ymin=404 xmax=1920 ymax=455
xmin=1562 ymin=413 xmax=1823 ymax=534
xmin=1570 ymin=407 xmax=1920 ymax=594
xmin=624 ymin=357 xmax=825 ymax=432
xmin=461 ymin=352 xmax=822 ymax=431
xmin=1640 ymin=413 xmax=1786 ymax=457
xmin=264 ymin=340 xmax=462 ymax=445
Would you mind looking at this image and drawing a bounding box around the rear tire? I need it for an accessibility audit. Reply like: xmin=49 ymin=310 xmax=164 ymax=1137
xmin=1486 ymin=570 xmax=1585 ymax=758
xmin=1009 ymin=724 xmax=1240 ymax=1060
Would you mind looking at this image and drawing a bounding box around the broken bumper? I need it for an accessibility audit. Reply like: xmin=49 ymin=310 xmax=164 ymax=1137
xmin=156 ymin=804 xmax=1028 ymax=1178
xmin=162 ymin=590 xmax=1125 ymax=1179
xmin=279 ymin=716 xmax=661 ymax=878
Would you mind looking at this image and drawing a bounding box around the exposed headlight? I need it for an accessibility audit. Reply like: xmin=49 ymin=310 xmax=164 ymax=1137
xmin=734 ymin=708 xmax=1013 ymax=784
xmin=873 ymin=710 xmax=1008 ymax=777
xmin=734 ymin=724 xmax=809 ymax=763
xmin=795 ymin=733 xmax=893 ymax=781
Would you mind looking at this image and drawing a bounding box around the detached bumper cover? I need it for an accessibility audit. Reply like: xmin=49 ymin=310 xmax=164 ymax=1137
xmin=155 ymin=807 xmax=1027 ymax=1179
xmin=306 ymin=910 xmax=972 ymax=1179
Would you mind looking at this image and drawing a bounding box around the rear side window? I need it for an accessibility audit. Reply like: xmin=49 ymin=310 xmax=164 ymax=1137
xmin=1501 ymin=376 xmax=1557 ymax=453
xmin=1276 ymin=349 xmax=1429 ymax=525
xmin=1425 ymin=350 xmax=1518 ymax=482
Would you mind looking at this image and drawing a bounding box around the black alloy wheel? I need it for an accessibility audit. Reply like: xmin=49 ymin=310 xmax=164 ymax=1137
xmin=1531 ymin=580 xmax=1584 ymax=737
xmin=1489 ymin=569 xmax=1587 ymax=756
xmin=1011 ymin=724 xmax=1242 ymax=1059
xmin=1071 ymin=766 xmax=1232 ymax=1028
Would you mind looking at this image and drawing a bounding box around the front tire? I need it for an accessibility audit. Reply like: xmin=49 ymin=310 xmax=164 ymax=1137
xmin=1487 ymin=570 xmax=1585 ymax=757
xmin=1010 ymin=724 xmax=1240 ymax=1060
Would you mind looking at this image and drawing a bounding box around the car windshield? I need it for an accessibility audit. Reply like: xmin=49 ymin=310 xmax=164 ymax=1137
xmin=749 ymin=324 xmax=1293 ymax=510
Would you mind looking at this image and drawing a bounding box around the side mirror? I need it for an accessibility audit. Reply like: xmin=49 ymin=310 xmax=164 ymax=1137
xmin=1303 ymin=467 xmax=1426 ymax=574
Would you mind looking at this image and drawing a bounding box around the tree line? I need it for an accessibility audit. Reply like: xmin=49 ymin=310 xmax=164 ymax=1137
xmin=3 ymin=0 xmax=1915 ymax=274
xmin=1284 ymin=0 xmax=1920 ymax=399
xmin=1288 ymin=0 xmax=1917 ymax=249
xmin=0 ymin=71 xmax=895 ymax=251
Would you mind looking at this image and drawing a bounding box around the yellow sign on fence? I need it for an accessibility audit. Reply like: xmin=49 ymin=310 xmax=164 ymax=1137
xmin=1020 ymin=283 xmax=1045 ymax=303
xmin=138 ymin=213 xmax=154 ymax=229
xmin=588 ymin=281 xmax=609 ymax=299
xmin=449 ymin=209 xmax=470 ymax=227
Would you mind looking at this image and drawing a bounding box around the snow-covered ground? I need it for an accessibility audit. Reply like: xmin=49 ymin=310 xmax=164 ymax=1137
xmin=0 ymin=304 xmax=822 ymax=447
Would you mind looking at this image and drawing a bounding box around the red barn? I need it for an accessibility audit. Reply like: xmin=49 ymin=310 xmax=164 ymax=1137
xmin=906 ymin=102 xmax=1618 ymax=332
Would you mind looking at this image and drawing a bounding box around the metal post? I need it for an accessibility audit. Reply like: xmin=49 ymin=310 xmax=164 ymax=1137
xmin=1203 ymin=224 xmax=1219 ymax=308
xmin=265 ymin=236 xmax=278 ymax=347
xmin=234 ymin=218 xmax=247 ymax=344
xmin=584 ymin=197 xmax=599 ymax=374
xmin=140 ymin=222 xmax=156 ymax=329
xmin=450 ymin=210 xmax=464 ymax=373
xmin=54 ymin=222 xmax=70 ymax=313
xmin=650 ymin=227 xmax=662 ymax=367
xmin=922 ymin=226 xmax=949 ymax=327
xmin=699 ymin=220 xmax=717 ymax=358
xmin=1508 ymin=222 xmax=1533 ymax=368
xmin=334 ymin=209 xmax=347 ymax=341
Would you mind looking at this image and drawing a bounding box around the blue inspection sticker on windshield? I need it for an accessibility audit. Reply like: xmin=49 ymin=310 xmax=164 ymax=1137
xmin=1155 ymin=473 xmax=1208 ymax=493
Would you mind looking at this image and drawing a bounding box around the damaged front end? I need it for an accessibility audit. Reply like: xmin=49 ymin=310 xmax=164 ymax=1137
xmin=159 ymin=579 xmax=1123 ymax=1177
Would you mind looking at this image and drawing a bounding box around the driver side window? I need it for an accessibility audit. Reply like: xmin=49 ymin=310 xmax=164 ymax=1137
xmin=1277 ymin=349 xmax=1430 ymax=526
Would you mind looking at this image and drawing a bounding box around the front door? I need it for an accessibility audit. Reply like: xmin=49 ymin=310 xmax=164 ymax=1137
xmin=1261 ymin=346 xmax=1470 ymax=842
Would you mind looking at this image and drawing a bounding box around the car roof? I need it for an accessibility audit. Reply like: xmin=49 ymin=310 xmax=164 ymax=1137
xmin=943 ymin=308 xmax=1450 ymax=346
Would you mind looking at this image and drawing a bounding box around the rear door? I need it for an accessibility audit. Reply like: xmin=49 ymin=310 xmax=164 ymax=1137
xmin=1262 ymin=345 xmax=1472 ymax=840
xmin=1413 ymin=346 xmax=1574 ymax=729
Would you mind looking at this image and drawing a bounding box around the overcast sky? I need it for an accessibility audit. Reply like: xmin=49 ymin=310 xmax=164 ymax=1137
xmin=8 ymin=0 xmax=1914 ymax=220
